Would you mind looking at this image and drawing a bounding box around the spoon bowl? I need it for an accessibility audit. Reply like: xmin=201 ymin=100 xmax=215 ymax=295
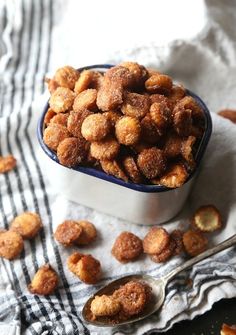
xmin=82 ymin=234 xmax=236 ymax=327
xmin=82 ymin=274 xmax=166 ymax=327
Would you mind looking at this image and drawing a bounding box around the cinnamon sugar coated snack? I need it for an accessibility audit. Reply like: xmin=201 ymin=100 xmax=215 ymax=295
xmin=43 ymin=62 xmax=205 ymax=187
xmin=143 ymin=227 xmax=170 ymax=255
xmin=192 ymin=205 xmax=222 ymax=232
xmin=183 ymin=230 xmax=208 ymax=256
xmin=0 ymin=230 xmax=24 ymax=260
xmin=10 ymin=212 xmax=42 ymax=239
xmin=111 ymin=231 xmax=143 ymax=263
xmin=90 ymin=280 xmax=152 ymax=322
xmin=67 ymin=252 xmax=101 ymax=284
xmin=0 ymin=155 xmax=17 ymax=174
xmin=54 ymin=220 xmax=82 ymax=246
xmin=28 ymin=264 xmax=59 ymax=295
xmin=75 ymin=220 xmax=97 ymax=245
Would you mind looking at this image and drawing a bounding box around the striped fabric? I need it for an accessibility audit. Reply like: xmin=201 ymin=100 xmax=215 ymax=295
xmin=0 ymin=0 xmax=90 ymax=334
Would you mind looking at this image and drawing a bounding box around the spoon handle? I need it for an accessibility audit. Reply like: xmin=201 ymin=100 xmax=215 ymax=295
xmin=163 ymin=234 xmax=236 ymax=284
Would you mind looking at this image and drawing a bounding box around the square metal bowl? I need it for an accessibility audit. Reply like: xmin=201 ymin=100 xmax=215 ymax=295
xmin=37 ymin=64 xmax=212 ymax=225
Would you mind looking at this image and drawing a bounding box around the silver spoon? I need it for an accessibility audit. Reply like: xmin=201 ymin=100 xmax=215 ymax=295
xmin=82 ymin=234 xmax=236 ymax=327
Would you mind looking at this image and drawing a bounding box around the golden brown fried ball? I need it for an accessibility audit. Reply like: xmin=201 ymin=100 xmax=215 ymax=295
xmin=145 ymin=74 xmax=173 ymax=93
xmin=0 ymin=230 xmax=24 ymax=260
xmin=121 ymin=62 xmax=148 ymax=86
xmin=67 ymin=252 xmax=101 ymax=284
xmin=183 ymin=230 xmax=208 ymax=256
xmin=105 ymin=66 xmax=134 ymax=88
xmin=10 ymin=212 xmax=42 ymax=239
xmin=28 ymin=264 xmax=59 ymax=295
xmin=43 ymin=124 xmax=71 ymax=151
xmin=49 ymin=87 xmax=75 ymax=113
xmin=44 ymin=108 xmax=56 ymax=125
xmin=143 ymin=227 xmax=170 ymax=255
xmin=67 ymin=109 xmax=92 ymax=138
xmin=76 ymin=220 xmax=97 ymax=245
xmin=100 ymin=160 xmax=128 ymax=182
xmin=74 ymin=70 xmax=103 ymax=94
xmin=123 ymin=156 xmax=143 ymax=184
xmin=54 ymin=220 xmax=82 ymax=246
xmin=54 ymin=66 xmax=79 ymax=90
xmin=163 ymin=133 xmax=182 ymax=158
xmin=81 ymin=113 xmax=111 ymax=141
xmin=177 ymin=96 xmax=204 ymax=123
xmin=150 ymin=238 xmax=175 ymax=263
xmin=150 ymin=102 xmax=171 ymax=129
xmin=115 ymin=116 xmax=141 ymax=146
xmin=140 ymin=114 xmax=161 ymax=144
xmin=173 ymin=107 xmax=193 ymax=136
xmin=192 ymin=205 xmax=222 ymax=232
xmin=111 ymin=231 xmax=143 ymax=263
xmin=168 ymin=85 xmax=186 ymax=106
xmin=159 ymin=164 xmax=188 ymax=188
xmin=50 ymin=113 xmax=69 ymax=127
xmin=0 ymin=155 xmax=17 ymax=174
xmin=73 ymin=89 xmax=97 ymax=112
xmin=137 ymin=147 xmax=166 ymax=179
xmin=121 ymin=92 xmax=150 ymax=119
xmin=96 ymin=79 xmax=123 ymax=112
xmin=90 ymin=137 xmax=120 ymax=160
xmin=57 ymin=137 xmax=88 ymax=167
xmin=91 ymin=295 xmax=121 ymax=317
xmin=113 ymin=281 xmax=147 ymax=316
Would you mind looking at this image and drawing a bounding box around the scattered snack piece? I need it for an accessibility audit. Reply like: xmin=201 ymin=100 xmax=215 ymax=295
xmin=115 ymin=116 xmax=141 ymax=146
xmin=67 ymin=252 xmax=101 ymax=284
xmin=159 ymin=164 xmax=188 ymax=188
xmin=57 ymin=137 xmax=88 ymax=167
xmin=0 ymin=230 xmax=24 ymax=260
xmin=90 ymin=295 xmax=121 ymax=317
xmin=28 ymin=264 xmax=59 ymax=295
xmin=183 ymin=230 xmax=208 ymax=256
xmin=73 ymin=89 xmax=97 ymax=112
xmin=221 ymin=324 xmax=236 ymax=335
xmin=81 ymin=113 xmax=111 ymax=141
xmin=113 ymin=281 xmax=148 ymax=316
xmin=54 ymin=220 xmax=82 ymax=246
xmin=53 ymin=66 xmax=79 ymax=90
xmin=10 ymin=212 xmax=42 ymax=239
xmin=123 ymin=156 xmax=143 ymax=183
xmin=43 ymin=124 xmax=71 ymax=151
xmin=192 ymin=205 xmax=222 ymax=232
xmin=121 ymin=92 xmax=150 ymax=119
xmin=170 ymin=229 xmax=184 ymax=255
xmin=43 ymin=62 xmax=205 ymax=187
xmin=111 ymin=231 xmax=143 ymax=263
xmin=49 ymin=87 xmax=75 ymax=113
xmin=150 ymin=237 xmax=175 ymax=263
xmin=143 ymin=227 xmax=170 ymax=255
xmin=76 ymin=220 xmax=97 ymax=245
xmin=137 ymin=147 xmax=167 ymax=179
xmin=100 ymin=160 xmax=128 ymax=182
xmin=0 ymin=155 xmax=17 ymax=174
xmin=218 ymin=109 xmax=236 ymax=124
xmin=90 ymin=137 xmax=120 ymax=160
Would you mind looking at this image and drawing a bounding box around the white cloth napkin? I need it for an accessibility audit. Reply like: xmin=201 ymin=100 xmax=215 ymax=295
xmin=0 ymin=0 xmax=236 ymax=334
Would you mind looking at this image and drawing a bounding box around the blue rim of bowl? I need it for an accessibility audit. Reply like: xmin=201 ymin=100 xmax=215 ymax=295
xmin=37 ymin=64 xmax=212 ymax=193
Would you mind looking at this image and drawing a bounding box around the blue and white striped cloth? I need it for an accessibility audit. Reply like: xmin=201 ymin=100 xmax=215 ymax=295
xmin=1 ymin=1 xmax=236 ymax=334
